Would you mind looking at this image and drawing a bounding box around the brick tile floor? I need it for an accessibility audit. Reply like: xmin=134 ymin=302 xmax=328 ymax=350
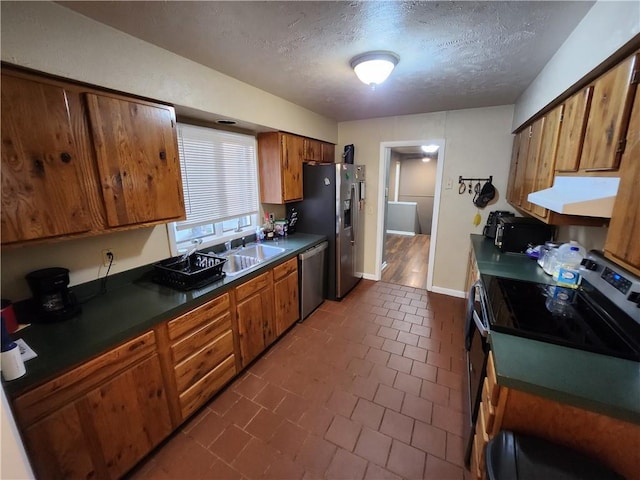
xmin=129 ymin=280 xmax=466 ymax=479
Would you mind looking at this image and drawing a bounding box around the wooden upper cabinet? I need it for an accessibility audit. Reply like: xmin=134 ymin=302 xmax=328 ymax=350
xmin=321 ymin=142 xmax=336 ymax=163
xmin=508 ymin=128 xmax=531 ymax=207
xmin=303 ymin=138 xmax=322 ymax=162
xmin=1 ymin=74 xmax=92 ymax=243
xmin=580 ymin=53 xmax=639 ymax=172
xmin=506 ymin=131 xmax=522 ymax=205
xmin=85 ymin=94 xmax=185 ymax=227
xmin=555 ymin=87 xmax=593 ymax=172
xmin=521 ymin=118 xmax=545 ymax=212
xmin=604 ymin=88 xmax=640 ymax=275
xmin=258 ymin=132 xmax=303 ymax=203
xmin=531 ymin=106 xmax=563 ymax=219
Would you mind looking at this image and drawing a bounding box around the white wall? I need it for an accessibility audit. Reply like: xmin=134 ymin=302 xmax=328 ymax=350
xmin=338 ymin=105 xmax=515 ymax=294
xmin=513 ymin=0 xmax=640 ymax=130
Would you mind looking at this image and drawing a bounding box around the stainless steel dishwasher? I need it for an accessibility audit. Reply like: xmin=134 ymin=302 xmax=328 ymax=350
xmin=299 ymin=241 xmax=328 ymax=320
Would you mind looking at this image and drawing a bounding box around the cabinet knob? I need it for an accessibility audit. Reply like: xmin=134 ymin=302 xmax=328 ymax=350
xmin=60 ymin=152 xmax=72 ymax=163
xmin=159 ymin=151 xmax=166 ymax=160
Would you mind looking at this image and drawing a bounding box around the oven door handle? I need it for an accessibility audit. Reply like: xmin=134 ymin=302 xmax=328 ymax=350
xmin=473 ymin=309 xmax=489 ymax=338
xmin=465 ymin=280 xmax=490 ymax=351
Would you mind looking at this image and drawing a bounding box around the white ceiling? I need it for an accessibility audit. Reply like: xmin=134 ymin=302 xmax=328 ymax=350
xmin=57 ymin=1 xmax=595 ymax=122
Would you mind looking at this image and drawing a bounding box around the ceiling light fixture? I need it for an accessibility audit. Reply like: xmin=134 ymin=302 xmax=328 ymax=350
xmin=421 ymin=144 xmax=439 ymax=154
xmin=351 ymin=51 xmax=399 ymax=87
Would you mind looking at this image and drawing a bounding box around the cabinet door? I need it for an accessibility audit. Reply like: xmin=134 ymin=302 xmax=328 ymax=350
xmin=555 ymin=87 xmax=593 ymax=172
xmin=531 ymin=106 xmax=563 ymax=219
xmin=580 ymin=54 xmax=639 ymax=172
xmin=604 ymin=89 xmax=640 ymax=273
xmin=508 ymin=128 xmax=530 ymax=207
xmin=85 ymin=354 xmax=172 ymax=479
xmin=22 ymin=402 xmax=97 ymax=480
xmin=303 ymin=138 xmax=322 ymax=162
xmin=1 ymin=74 xmax=91 ymax=243
xmin=85 ymin=94 xmax=185 ymax=227
xmin=521 ymin=118 xmax=544 ymax=212
xmin=236 ymin=287 xmax=274 ymax=368
xmin=281 ymin=133 xmax=304 ymax=202
xmin=506 ymin=133 xmax=521 ymax=205
xmin=274 ymin=269 xmax=300 ymax=336
xmin=321 ymin=142 xmax=336 ymax=163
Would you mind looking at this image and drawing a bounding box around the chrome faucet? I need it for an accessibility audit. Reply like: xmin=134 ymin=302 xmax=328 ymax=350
xmin=241 ymin=237 xmax=246 ymax=248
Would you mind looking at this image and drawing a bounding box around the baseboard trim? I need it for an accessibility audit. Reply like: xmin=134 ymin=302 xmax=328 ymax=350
xmin=429 ymin=286 xmax=466 ymax=298
xmin=362 ymin=273 xmax=379 ymax=281
xmin=386 ymin=230 xmax=416 ymax=236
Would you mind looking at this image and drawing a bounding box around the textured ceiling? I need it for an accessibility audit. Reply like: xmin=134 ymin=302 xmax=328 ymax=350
xmin=58 ymin=1 xmax=595 ymax=122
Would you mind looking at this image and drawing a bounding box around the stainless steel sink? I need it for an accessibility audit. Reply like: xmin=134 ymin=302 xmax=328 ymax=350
xmin=216 ymin=244 xmax=286 ymax=276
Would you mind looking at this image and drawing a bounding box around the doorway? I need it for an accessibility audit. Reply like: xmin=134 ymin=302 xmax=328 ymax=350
xmin=375 ymin=140 xmax=445 ymax=291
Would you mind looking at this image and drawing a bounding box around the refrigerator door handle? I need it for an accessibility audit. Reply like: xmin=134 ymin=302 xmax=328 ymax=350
xmin=350 ymin=183 xmax=357 ymax=246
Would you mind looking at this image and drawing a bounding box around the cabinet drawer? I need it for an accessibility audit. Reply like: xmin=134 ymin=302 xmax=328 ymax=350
xmin=476 ymin=401 xmax=489 ymax=444
xmin=171 ymin=313 xmax=231 ymax=364
xmin=473 ymin=432 xmax=486 ymax=479
xmin=235 ymin=271 xmax=271 ymax=301
xmin=486 ymin=351 xmax=500 ymax=406
xmin=179 ymin=354 xmax=236 ymax=419
xmin=14 ymin=331 xmax=156 ymax=426
xmin=168 ymin=293 xmax=230 ymax=340
xmin=174 ymin=330 xmax=234 ymax=392
xmin=482 ymin=379 xmax=496 ymax=434
xmin=273 ymin=257 xmax=297 ymax=280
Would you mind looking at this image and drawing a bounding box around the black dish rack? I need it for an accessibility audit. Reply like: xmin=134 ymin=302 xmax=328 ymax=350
xmin=153 ymin=253 xmax=226 ymax=291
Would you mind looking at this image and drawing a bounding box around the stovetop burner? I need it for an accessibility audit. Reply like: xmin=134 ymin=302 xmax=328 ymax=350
xmin=482 ymin=251 xmax=640 ymax=361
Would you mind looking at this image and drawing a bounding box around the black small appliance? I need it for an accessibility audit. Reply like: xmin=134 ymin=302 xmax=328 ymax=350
xmin=494 ymin=216 xmax=555 ymax=253
xmin=26 ymin=267 xmax=81 ymax=321
xmin=482 ymin=211 xmax=515 ymax=238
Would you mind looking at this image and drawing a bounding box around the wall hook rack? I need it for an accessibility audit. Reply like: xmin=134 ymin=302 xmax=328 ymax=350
xmin=458 ymin=175 xmax=493 ymax=194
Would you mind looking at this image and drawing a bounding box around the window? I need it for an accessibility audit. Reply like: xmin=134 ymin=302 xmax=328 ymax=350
xmin=167 ymin=123 xmax=259 ymax=254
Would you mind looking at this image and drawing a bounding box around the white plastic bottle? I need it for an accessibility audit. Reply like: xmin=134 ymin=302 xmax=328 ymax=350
xmin=553 ymin=241 xmax=585 ymax=288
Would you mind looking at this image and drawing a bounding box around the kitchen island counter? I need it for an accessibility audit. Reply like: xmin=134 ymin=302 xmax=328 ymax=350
xmin=3 ymin=234 xmax=325 ymax=397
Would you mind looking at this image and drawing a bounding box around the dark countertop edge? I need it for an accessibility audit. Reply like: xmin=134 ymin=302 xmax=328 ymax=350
xmin=489 ymin=332 xmax=640 ymax=425
xmin=3 ymin=234 xmax=326 ymax=398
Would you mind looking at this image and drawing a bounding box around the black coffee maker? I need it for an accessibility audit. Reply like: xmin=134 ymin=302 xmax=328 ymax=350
xmin=26 ymin=268 xmax=81 ymax=321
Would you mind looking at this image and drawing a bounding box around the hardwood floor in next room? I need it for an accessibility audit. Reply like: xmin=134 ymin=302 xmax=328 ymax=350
xmin=382 ymin=234 xmax=431 ymax=289
xmin=129 ymin=279 xmax=467 ymax=480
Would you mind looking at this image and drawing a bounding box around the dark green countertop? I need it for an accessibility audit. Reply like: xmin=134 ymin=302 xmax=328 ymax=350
xmin=3 ymin=234 xmax=325 ymax=397
xmin=490 ymin=332 xmax=640 ymax=424
xmin=470 ymin=234 xmax=640 ymax=425
xmin=470 ymin=234 xmax=553 ymax=284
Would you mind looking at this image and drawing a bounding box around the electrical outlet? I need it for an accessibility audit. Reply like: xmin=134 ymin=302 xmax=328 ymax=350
xmin=101 ymin=249 xmax=116 ymax=267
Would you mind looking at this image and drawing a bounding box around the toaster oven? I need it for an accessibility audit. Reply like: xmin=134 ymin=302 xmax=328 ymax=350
xmin=494 ymin=216 xmax=555 ymax=253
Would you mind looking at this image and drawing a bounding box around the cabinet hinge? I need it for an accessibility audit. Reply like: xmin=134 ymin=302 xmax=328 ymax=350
xmin=617 ymin=138 xmax=627 ymax=154
xmin=631 ymin=68 xmax=640 ymax=85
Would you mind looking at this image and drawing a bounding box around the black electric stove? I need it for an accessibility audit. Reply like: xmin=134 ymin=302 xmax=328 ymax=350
xmin=481 ymin=251 xmax=640 ymax=361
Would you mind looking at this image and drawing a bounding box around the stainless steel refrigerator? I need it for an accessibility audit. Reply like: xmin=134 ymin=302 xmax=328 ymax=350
xmin=288 ymin=163 xmax=365 ymax=300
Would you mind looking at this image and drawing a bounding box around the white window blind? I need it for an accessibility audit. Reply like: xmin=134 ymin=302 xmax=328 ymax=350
xmin=176 ymin=123 xmax=259 ymax=230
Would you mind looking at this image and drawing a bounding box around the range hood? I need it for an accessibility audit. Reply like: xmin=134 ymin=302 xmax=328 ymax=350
xmin=527 ymin=176 xmax=620 ymax=218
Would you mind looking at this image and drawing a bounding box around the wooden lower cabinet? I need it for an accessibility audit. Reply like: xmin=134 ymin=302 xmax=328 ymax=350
xmin=470 ymin=352 xmax=639 ymax=480
xmin=162 ymin=292 xmax=237 ymax=422
xmin=273 ymin=257 xmax=299 ymax=336
xmin=13 ymin=332 xmax=172 ymax=480
xmin=12 ymin=257 xmax=302 ymax=478
xmin=235 ymin=271 xmax=275 ymax=368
